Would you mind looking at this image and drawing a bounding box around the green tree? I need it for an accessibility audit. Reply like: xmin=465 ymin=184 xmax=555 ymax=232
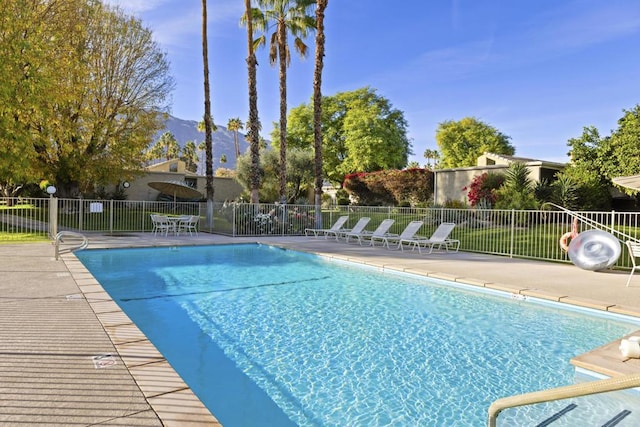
xmin=564 ymin=125 xmax=612 ymax=210
xmin=423 ymin=148 xmax=440 ymax=169
xmin=236 ymin=147 xmax=313 ymax=203
xmin=181 ymin=141 xmax=199 ymax=173
xmin=436 ymin=117 xmax=514 ymax=168
xmin=494 ymin=162 xmax=538 ymax=210
xmin=146 ymin=132 xmax=180 ymax=161
xmin=0 ymin=1 xmax=174 ymax=197
xmin=227 ymin=117 xmax=244 ymax=160
xmin=251 ymin=0 xmax=316 ymax=202
xmin=598 ymin=105 xmax=640 ymax=190
xmin=283 ymin=87 xmax=411 ymax=186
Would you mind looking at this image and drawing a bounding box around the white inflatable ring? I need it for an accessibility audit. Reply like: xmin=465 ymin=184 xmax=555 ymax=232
xmin=567 ymin=229 xmax=621 ymax=271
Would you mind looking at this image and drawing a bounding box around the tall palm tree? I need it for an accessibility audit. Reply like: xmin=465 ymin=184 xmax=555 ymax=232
xmin=202 ymin=0 xmax=215 ymax=226
xmin=226 ymin=117 xmax=244 ymax=160
xmin=244 ymin=0 xmax=261 ymax=204
xmin=312 ymin=0 xmax=327 ymax=227
xmin=253 ymin=0 xmax=315 ymax=203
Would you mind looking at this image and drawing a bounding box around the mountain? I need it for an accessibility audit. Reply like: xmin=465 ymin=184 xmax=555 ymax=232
xmin=155 ymin=115 xmax=250 ymax=173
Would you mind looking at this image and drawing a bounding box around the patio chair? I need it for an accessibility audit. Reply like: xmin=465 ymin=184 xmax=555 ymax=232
xmin=177 ymin=215 xmax=199 ymax=236
xmin=370 ymin=220 xmax=424 ymax=250
xmin=626 ymin=240 xmax=640 ymax=287
xmin=400 ymin=222 xmax=460 ymax=254
xmin=151 ymin=214 xmax=174 ymax=237
xmin=304 ymin=215 xmax=349 ymax=238
xmin=331 ymin=217 xmax=371 ymax=241
xmin=344 ymin=219 xmax=395 ymax=246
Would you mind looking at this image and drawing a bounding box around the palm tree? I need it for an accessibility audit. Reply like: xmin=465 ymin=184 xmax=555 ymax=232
xmin=312 ymin=0 xmax=327 ymax=227
xmin=227 ymin=117 xmax=244 ymax=160
xmin=253 ymin=0 xmax=316 ymax=203
xmin=423 ymin=148 xmax=439 ymax=169
xmin=243 ymin=0 xmax=261 ymax=203
xmin=202 ymin=0 xmax=215 ymax=226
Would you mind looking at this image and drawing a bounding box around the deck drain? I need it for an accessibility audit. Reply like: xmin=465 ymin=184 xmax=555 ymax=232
xmin=66 ymin=294 xmax=83 ymax=300
xmin=92 ymin=353 xmax=117 ymax=369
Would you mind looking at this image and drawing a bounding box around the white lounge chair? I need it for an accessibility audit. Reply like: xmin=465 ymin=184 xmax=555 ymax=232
xmin=305 ymin=215 xmax=349 ymax=238
xmin=332 ymin=217 xmax=371 ymax=241
xmin=345 ymin=219 xmax=395 ymax=245
xmin=400 ymin=222 xmax=460 ymax=254
xmin=371 ymin=220 xmax=424 ymax=250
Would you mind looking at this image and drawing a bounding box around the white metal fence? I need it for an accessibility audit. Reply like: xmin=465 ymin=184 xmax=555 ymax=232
xmin=2 ymin=197 xmax=640 ymax=269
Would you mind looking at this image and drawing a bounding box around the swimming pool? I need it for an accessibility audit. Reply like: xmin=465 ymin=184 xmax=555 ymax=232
xmin=77 ymin=244 xmax=640 ymax=426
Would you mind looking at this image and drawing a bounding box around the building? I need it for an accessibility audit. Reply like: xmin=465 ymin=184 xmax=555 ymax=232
xmin=124 ymin=159 xmax=243 ymax=202
xmin=433 ymin=152 xmax=566 ymax=205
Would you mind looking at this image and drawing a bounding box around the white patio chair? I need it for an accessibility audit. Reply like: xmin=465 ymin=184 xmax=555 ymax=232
xmin=626 ymin=240 xmax=640 ymax=287
xmin=400 ymin=222 xmax=460 ymax=254
xmin=177 ymin=215 xmax=199 ymax=236
xmin=151 ymin=214 xmax=173 ymax=237
xmin=305 ymin=215 xmax=349 ymax=238
xmin=345 ymin=218 xmax=395 ymax=246
xmin=371 ymin=220 xmax=424 ymax=250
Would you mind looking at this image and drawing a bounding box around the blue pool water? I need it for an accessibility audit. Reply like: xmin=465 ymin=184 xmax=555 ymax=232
xmin=77 ymin=244 xmax=640 ymax=426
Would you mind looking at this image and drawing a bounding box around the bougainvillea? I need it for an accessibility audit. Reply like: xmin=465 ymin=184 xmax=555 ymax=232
xmin=463 ymin=172 xmax=504 ymax=207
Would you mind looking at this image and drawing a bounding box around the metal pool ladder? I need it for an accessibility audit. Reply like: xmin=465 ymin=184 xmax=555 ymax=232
xmin=54 ymin=231 xmax=89 ymax=260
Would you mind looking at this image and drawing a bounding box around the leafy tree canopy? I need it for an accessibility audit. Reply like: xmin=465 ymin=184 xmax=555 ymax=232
xmin=0 ymin=0 xmax=174 ymax=197
xmin=235 ymin=146 xmax=314 ymax=203
xmin=279 ymin=86 xmax=411 ymax=186
xmin=436 ymin=117 xmax=514 ymax=168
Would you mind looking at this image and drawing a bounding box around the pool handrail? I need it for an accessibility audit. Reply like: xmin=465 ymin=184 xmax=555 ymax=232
xmin=54 ymin=231 xmax=89 ymax=260
xmin=544 ymin=202 xmax=639 ymax=243
xmin=487 ymin=371 xmax=640 ymax=426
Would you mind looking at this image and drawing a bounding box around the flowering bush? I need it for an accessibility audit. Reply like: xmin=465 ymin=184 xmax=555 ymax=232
xmin=343 ymin=169 xmax=433 ymax=206
xmin=464 ymin=172 xmax=504 ymax=207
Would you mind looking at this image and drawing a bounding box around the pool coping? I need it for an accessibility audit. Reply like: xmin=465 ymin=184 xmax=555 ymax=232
xmin=59 ymin=234 xmax=640 ymax=424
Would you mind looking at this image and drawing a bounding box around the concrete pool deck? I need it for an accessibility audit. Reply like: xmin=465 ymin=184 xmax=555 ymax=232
xmin=2 ymin=232 xmax=640 ymax=425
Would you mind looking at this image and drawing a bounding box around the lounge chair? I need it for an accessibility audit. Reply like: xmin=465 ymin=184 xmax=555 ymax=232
xmin=331 ymin=217 xmax=371 ymax=241
xmin=304 ymin=215 xmax=349 ymax=238
xmin=345 ymin=218 xmax=395 ymax=245
xmin=400 ymin=222 xmax=460 ymax=254
xmin=370 ymin=220 xmax=424 ymax=250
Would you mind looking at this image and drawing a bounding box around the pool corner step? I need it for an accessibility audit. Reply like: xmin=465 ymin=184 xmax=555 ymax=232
xmin=534 ymin=404 xmax=632 ymax=427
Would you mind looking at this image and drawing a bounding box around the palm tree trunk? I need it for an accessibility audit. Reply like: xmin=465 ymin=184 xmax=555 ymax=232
xmin=202 ymin=0 xmax=214 ymax=227
xmin=278 ymin=20 xmax=288 ymax=204
xmin=313 ymin=0 xmax=327 ymax=228
xmin=245 ymin=0 xmax=261 ymax=204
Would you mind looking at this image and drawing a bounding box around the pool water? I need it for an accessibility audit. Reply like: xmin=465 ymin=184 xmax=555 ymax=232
xmin=77 ymin=244 xmax=640 ymax=426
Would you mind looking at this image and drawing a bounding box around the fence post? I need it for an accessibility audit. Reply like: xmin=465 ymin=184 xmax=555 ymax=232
xmin=232 ymin=203 xmax=236 ymax=237
xmin=510 ymin=209 xmax=515 ymax=258
xmin=109 ymin=199 xmax=114 ymax=233
xmin=78 ymin=199 xmax=84 ymax=231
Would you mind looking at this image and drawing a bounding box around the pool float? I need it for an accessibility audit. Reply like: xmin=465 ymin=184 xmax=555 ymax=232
xmin=567 ymin=229 xmax=621 ymax=271
xmin=559 ymin=219 xmax=579 ymax=252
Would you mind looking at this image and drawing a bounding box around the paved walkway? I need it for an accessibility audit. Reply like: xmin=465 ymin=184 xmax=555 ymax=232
xmin=2 ymin=232 xmax=640 ymax=425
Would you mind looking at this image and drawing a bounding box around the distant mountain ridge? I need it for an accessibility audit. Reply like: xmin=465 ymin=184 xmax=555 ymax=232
xmin=154 ymin=115 xmax=250 ymax=173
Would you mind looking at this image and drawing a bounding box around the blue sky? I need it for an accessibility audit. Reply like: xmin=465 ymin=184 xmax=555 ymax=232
xmin=104 ymin=0 xmax=640 ymax=165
